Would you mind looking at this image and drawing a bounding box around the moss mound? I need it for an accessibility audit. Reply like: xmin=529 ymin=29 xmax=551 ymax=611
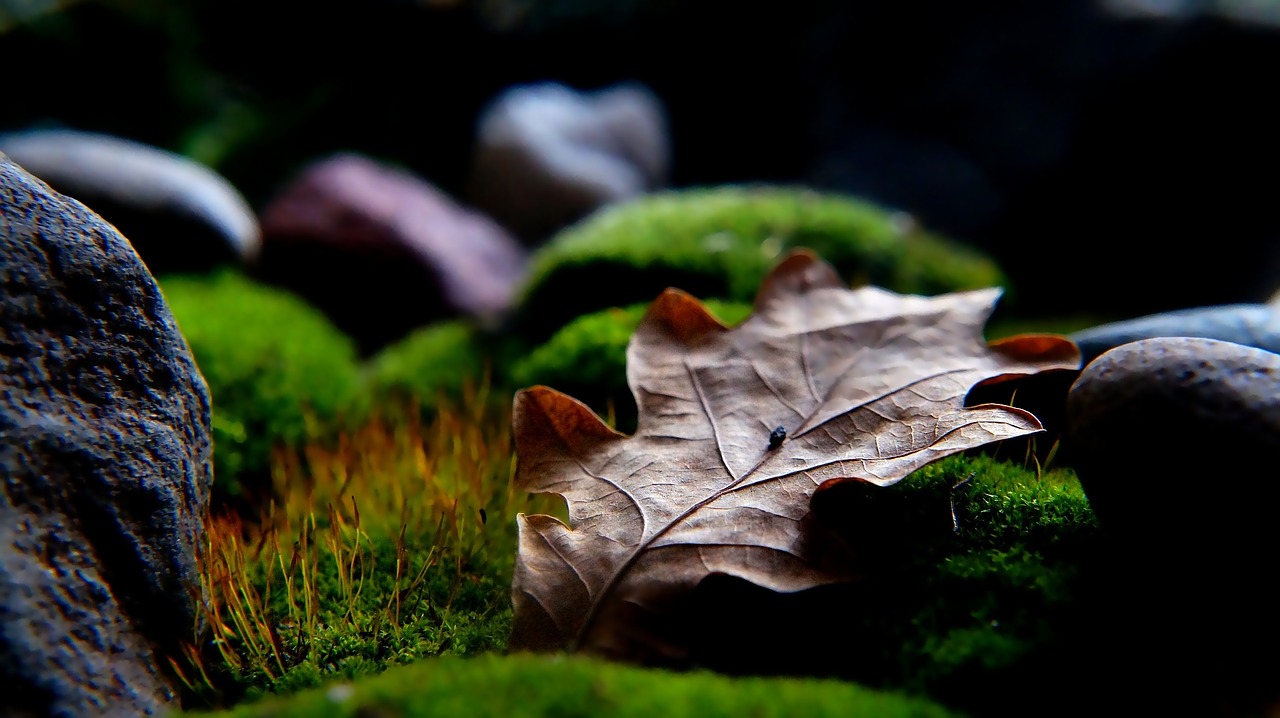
xmin=158 ymin=269 xmax=364 ymax=502
xmin=512 ymin=186 xmax=1006 ymax=342
xmin=177 ymin=424 xmax=1110 ymax=716
xmin=685 ymin=452 xmax=1107 ymax=717
xmin=363 ymin=320 xmax=502 ymax=410
xmin=509 ymin=299 xmax=753 ymax=428
xmin=200 ymin=530 xmax=514 ymax=701
xmin=196 ymin=652 xmax=963 ymax=718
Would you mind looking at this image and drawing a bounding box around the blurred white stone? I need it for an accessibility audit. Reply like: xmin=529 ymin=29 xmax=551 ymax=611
xmin=0 ymin=128 xmax=261 ymax=271
xmin=467 ymin=81 xmax=670 ymax=241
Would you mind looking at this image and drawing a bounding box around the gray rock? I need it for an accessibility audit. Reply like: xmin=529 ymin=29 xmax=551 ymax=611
xmin=467 ymin=81 xmax=670 ymax=241
xmin=1065 ymin=337 xmax=1280 ymax=707
xmin=1102 ymin=0 xmax=1280 ymax=26
xmin=1069 ymin=303 xmax=1280 ymax=366
xmin=0 ymin=128 xmax=261 ymax=273
xmin=1067 ymin=335 xmax=1280 ymax=530
xmin=258 ymin=152 xmax=528 ymax=355
xmin=1 ymin=152 xmax=213 ymax=716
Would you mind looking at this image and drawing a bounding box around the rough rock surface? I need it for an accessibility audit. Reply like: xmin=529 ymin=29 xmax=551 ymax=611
xmin=1069 ymin=303 xmax=1280 ymax=366
xmin=0 ymin=128 xmax=261 ymax=273
xmin=467 ymin=81 xmax=670 ymax=241
xmin=259 ymin=152 xmax=528 ymax=355
xmin=1065 ymin=337 xmax=1280 ymax=712
xmin=0 ymin=152 xmax=213 ymax=716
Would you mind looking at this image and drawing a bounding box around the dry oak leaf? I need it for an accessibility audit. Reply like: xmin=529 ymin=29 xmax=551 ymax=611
xmin=509 ymin=249 xmax=1080 ymax=658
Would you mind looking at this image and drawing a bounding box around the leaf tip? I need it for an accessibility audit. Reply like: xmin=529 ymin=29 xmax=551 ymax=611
xmin=753 ymin=249 xmax=845 ymax=312
xmin=514 ymin=386 xmax=625 ymax=450
xmin=640 ymin=289 xmax=728 ymax=345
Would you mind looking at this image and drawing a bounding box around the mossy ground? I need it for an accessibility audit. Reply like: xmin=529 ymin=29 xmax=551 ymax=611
xmin=158 ymin=269 xmax=367 ymax=502
xmin=172 ymin=392 xmax=1108 ymax=718
xmin=200 ymin=653 xmax=964 ymax=718
xmin=170 ymin=400 xmax=564 ymax=709
xmin=161 ymin=189 xmax=1127 ymax=717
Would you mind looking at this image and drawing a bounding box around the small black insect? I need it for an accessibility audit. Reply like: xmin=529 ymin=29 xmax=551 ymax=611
xmin=767 ymin=425 xmax=787 ymax=451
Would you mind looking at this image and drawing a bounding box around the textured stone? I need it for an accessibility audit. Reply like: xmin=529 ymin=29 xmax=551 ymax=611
xmin=1069 ymin=303 xmax=1280 ymax=366
xmin=258 ymin=152 xmax=528 ymax=355
xmin=0 ymin=152 xmax=213 ymax=716
xmin=1067 ymin=335 xmax=1280 ymax=528
xmin=1065 ymin=337 xmax=1280 ymax=710
xmin=0 ymin=128 xmax=260 ymax=273
xmin=467 ymin=81 xmax=670 ymax=241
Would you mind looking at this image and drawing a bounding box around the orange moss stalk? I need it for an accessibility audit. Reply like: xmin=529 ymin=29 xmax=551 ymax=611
xmin=173 ymin=394 xmax=561 ymax=708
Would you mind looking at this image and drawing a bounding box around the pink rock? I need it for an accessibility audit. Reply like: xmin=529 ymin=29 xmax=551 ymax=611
xmin=260 ymin=153 xmax=527 ymax=354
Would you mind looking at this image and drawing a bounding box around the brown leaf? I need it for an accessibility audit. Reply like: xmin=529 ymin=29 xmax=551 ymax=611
xmin=508 ymin=249 xmax=1079 ymax=659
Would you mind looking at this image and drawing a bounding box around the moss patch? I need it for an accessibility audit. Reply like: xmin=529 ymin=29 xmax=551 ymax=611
xmin=175 ymin=408 xmax=1112 ymax=716
xmin=172 ymin=403 xmax=563 ymax=709
xmin=793 ymin=453 xmax=1106 ymax=715
xmin=362 ymin=320 xmax=503 ymax=411
xmin=158 ymin=269 xmax=364 ymax=502
xmin=509 ymin=299 xmax=753 ymax=430
xmin=193 ymin=653 xmax=964 ymax=718
xmin=652 ymin=452 xmax=1105 ymax=716
xmin=511 ymin=186 xmax=1006 ymax=342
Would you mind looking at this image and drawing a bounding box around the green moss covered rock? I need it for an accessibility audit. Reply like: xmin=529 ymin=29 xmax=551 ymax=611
xmin=510 ymin=299 xmax=753 ymax=429
xmin=158 ymin=269 xmax=364 ymax=501
xmin=197 ymin=652 xmax=963 ymax=718
xmin=511 ymin=186 xmax=1006 ymax=342
xmin=363 ymin=320 xmax=501 ymax=410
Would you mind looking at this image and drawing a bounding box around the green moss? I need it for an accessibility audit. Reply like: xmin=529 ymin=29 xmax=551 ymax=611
xmin=512 ymin=186 xmax=1006 ymax=342
xmin=178 ymin=378 xmax=1107 ymax=716
xmin=195 ymin=653 xmax=964 ymax=718
xmin=183 ymin=527 xmax=515 ymax=708
xmin=363 ymin=320 xmax=502 ymax=410
xmin=509 ymin=299 xmax=753 ymax=429
xmin=158 ymin=269 xmax=364 ymax=502
xmin=807 ymin=453 xmax=1105 ymax=713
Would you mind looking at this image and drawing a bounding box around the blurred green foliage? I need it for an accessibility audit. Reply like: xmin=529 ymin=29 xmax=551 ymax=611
xmin=197 ymin=651 xmax=964 ymax=718
xmin=158 ymin=269 xmax=365 ymax=501
xmin=510 ymin=299 xmax=752 ymax=430
xmin=363 ymin=320 xmax=510 ymax=411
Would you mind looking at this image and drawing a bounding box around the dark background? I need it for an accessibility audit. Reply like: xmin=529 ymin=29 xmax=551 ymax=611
xmin=3 ymin=0 xmax=1279 ymax=320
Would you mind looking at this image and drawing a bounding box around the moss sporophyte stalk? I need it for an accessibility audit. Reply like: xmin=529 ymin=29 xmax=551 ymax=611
xmin=169 ymin=399 xmax=562 ymax=706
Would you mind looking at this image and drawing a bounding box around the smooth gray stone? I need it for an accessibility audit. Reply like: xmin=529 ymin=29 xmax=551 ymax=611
xmin=1067 ymin=336 xmax=1280 ymax=525
xmin=1069 ymin=303 xmax=1280 ymax=365
xmin=1065 ymin=336 xmax=1280 ymax=707
xmin=1 ymin=152 xmax=213 ymax=716
xmin=0 ymin=128 xmax=260 ymax=273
